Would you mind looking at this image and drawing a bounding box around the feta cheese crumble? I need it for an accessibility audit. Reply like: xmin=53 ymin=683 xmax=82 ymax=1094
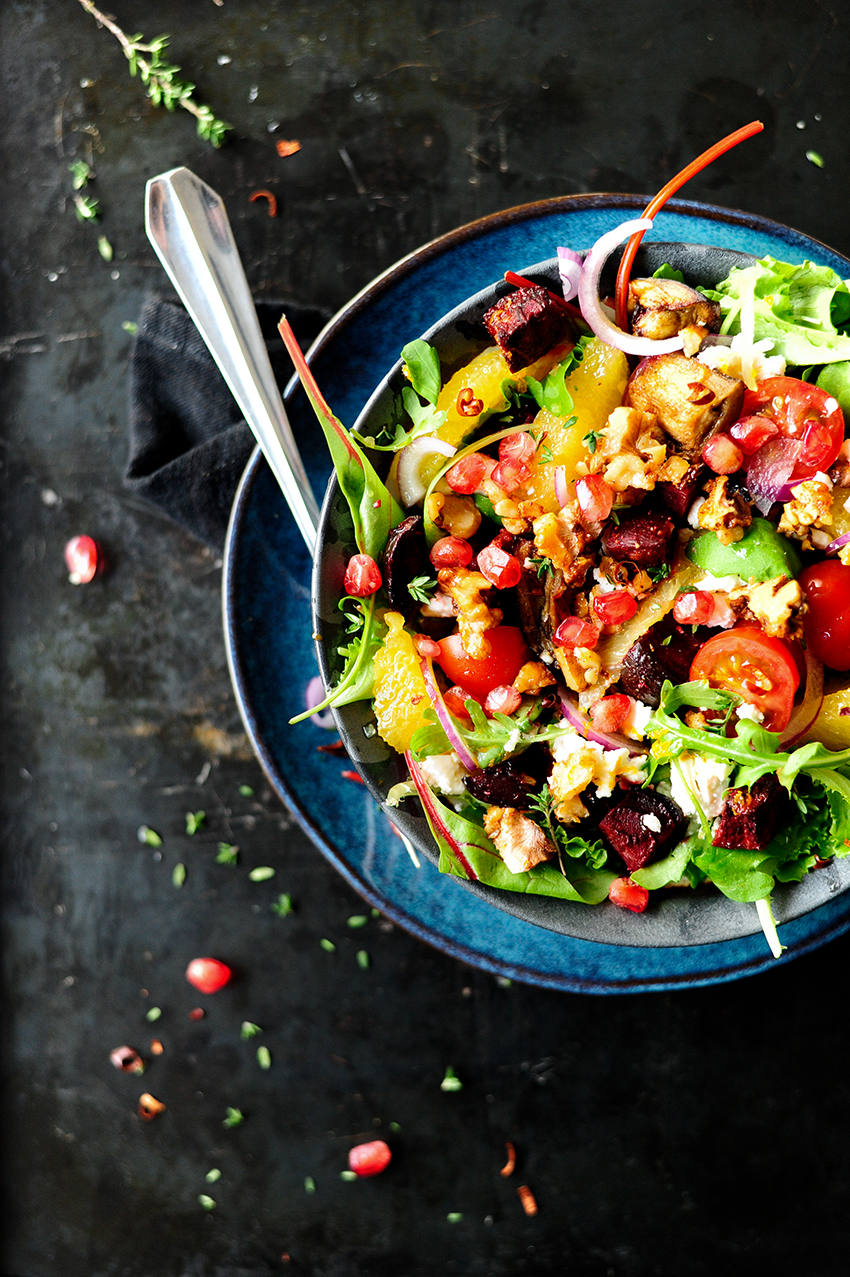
xmin=669 ymin=752 xmax=732 ymax=820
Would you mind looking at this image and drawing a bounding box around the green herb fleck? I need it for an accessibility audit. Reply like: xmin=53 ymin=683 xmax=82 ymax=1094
xmin=582 ymin=429 xmax=602 ymax=454
xmin=660 ymin=634 xmax=673 ymax=647
xmin=356 ymin=950 xmax=370 ymax=970
xmin=304 ymin=1176 xmax=316 ymax=1194
xmin=240 ymin=1021 xmax=262 ymax=1040
xmin=347 ymin=915 xmax=368 ymax=928
xmin=538 ymin=442 xmax=554 ymax=464
xmin=648 ymin=563 xmax=671 ymax=583
xmin=146 ymin=1006 xmax=162 ymax=1022
xmin=223 ymin=1106 xmax=244 ymax=1128
xmin=74 ymin=193 xmax=100 ymax=222
xmin=495 ymin=975 xmax=512 ymax=988
xmin=198 ymin=1194 xmax=216 ymax=1211
xmin=271 ymin=893 xmax=293 ymax=916
xmin=440 ymin=1066 xmax=463 ymax=1092
xmin=172 ymin=862 xmax=186 ymax=888
xmin=320 ymin=938 xmax=336 ymax=953
xmin=239 ymin=784 xmax=254 ymax=797
xmin=185 ymin=810 xmax=205 ymax=835
xmin=806 ymin=150 xmax=825 ymax=168
xmin=447 ymin=1212 xmax=463 ymax=1223
xmin=407 ymin=575 xmax=438 ymax=604
xmin=205 ymin=1168 xmax=221 ymax=1183
xmin=527 ymin=557 xmax=554 ymax=578
xmin=69 ymin=159 xmax=93 ymax=190
xmin=97 ymin=235 xmax=113 ymax=262
xmin=216 ymin=842 xmax=239 ymax=865
xmin=370 ymin=908 xmax=380 ymax=917
xmin=256 ymin=1045 xmax=272 ymax=1070
xmin=122 ymin=320 xmax=138 ymax=334
xmin=248 ymin=866 xmax=275 ymax=882
xmin=389 ymin=1121 xmax=401 ymax=1132
xmin=340 ymin=1170 xmax=358 ymax=1181
xmin=137 ymin=824 xmax=162 ymax=847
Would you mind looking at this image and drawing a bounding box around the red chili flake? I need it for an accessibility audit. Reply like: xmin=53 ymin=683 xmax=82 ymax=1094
xmin=249 ymin=189 xmax=278 ymax=217
xmin=275 ymin=138 xmax=301 ymax=157
xmin=456 ymin=387 xmax=483 ymax=417
xmin=64 ymin=534 xmax=99 ymax=584
xmin=517 ymin=1184 xmax=538 ymax=1215
xmin=138 ymin=1093 xmax=166 ymax=1121
xmin=185 ymin=957 xmax=232 ymax=994
xmin=110 ymin=1046 xmax=144 ymax=1074
xmin=150 ymin=1039 xmax=164 ymax=1056
xmin=341 ymin=770 xmax=364 ymax=785
xmin=189 ymin=1007 xmax=205 ymax=1021
xmin=316 ymin=739 xmax=347 ymax=754
xmin=500 ymin=1141 xmax=516 ymax=1178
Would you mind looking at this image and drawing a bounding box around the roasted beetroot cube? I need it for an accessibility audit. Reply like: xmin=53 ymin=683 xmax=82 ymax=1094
xmin=483 ymin=286 xmax=569 ymax=373
xmin=381 ymin=514 xmax=430 ymax=619
xmin=656 ymin=463 xmax=705 ymax=519
xmin=598 ymin=787 xmax=686 ymax=872
xmin=619 ymin=619 xmax=706 ymax=708
xmin=601 ymin=509 xmax=674 ymax=569
xmin=712 ymin=775 xmax=785 ymax=851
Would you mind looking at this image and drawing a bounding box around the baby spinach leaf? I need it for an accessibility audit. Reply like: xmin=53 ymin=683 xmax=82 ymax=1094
xmin=401 ymin=339 xmax=441 ymax=405
xmin=632 ymin=838 xmax=696 ymax=890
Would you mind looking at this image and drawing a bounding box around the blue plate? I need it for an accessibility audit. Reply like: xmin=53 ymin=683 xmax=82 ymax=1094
xmin=224 ymin=194 xmax=850 ymax=992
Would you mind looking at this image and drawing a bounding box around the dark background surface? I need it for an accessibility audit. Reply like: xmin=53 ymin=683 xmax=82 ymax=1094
xmin=3 ymin=2 xmax=850 ymax=1275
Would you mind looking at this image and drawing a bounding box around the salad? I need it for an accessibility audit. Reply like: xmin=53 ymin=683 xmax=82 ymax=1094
xmin=283 ymin=173 xmax=850 ymax=958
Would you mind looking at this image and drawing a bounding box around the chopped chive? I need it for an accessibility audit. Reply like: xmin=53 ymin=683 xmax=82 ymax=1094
xmin=304 ymin=1176 xmax=316 ymax=1193
xmin=347 ymin=915 xmax=368 ymax=928
xmin=440 ymin=1066 xmax=462 ymax=1092
xmin=239 ymin=785 xmax=254 ymax=797
xmin=447 ymin=1212 xmax=463 ymax=1223
xmin=248 ymin=866 xmax=275 ymax=882
xmin=137 ymin=824 xmax=162 ymax=847
xmin=389 ymin=1122 xmax=400 ymax=1132
xmin=172 ymin=862 xmax=186 ymax=887
xmin=806 ymin=150 xmax=825 ymax=168
xmin=370 ymin=908 xmax=380 ymax=917
xmin=356 ymin=950 xmax=370 ymax=970
xmin=223 ymin=1106 xmax=244 ymax=1128
xmin=205 ymin=1168 xmax=221 ymax=1183
xmin=97 ymin=235 xmax=113 ymax=262
xmin=240 ymin=1021 xmax=262 ymax=1040
xmin=198 ymin=1194 xmax=216 ymax=1211
xmin=320 ymin=938 xmax=336 ymax=952
xmin=271 ymin=893 xmax=293 ymax=916
xmin=146 ymin=1006 xmax=162 ymax=1022
xmin=216 ymin=842 xmax=239 ymax=865
xmin=122 ymin=320 xmax=138 ymax=334
xmin=185 ymin=811 xmax=205 ymax=835
xmin=256 ymin=1045 xmax=272 ymax=1070
xmin=340 ymin=1170 xmax=358 ymax=1181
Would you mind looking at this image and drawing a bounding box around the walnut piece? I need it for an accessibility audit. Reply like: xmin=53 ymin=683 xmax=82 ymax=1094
xmin=599 ymin=406 xmax=668 ymax=493
xmin=437 ymin=566 xmax=502 ymax=659
xmin=777 ymin=479 xmax=833 ymax=551
xmin=729 ymin=575 xmax=805 ymax=640
xmin=483 ymin=806 xmax=556 ymax=873
xmin=697 ymin=475 xmax=752 ymax=545
xmin=512 ymin=660 xmax=557 ymax=694
xmin=531 ymin=504 xmax=593 ymax=586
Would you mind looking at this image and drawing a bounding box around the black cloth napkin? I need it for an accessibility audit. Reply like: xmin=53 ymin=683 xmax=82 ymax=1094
xmin=125 ymin=295 xmax=329 ymax=550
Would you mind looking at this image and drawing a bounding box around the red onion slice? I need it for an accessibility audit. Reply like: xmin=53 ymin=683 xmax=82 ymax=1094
xmin=825 ymin=531 xmax=850 ymax=555
xmin=554 ymin=465 xmax=570 ymax=509
xmin=420 ymin=657 xmax=478 ymax=773
xmin=305 ymin=675 xmax=336 ymax=729
xmin=559 ymin=692 xmax=646 ymax=757
xmin=744 ymin=436 xmax=802 ymax=514
xmin=557 ymin=245 xmax=582 ymax=302
xmin=577 ymin=219 xmax=686 ymax=356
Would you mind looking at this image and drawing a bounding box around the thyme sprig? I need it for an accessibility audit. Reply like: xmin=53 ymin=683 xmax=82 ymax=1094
xmin=76 ymin=0 xmax=231 ymax=147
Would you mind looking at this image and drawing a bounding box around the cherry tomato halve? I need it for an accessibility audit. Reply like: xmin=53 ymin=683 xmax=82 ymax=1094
xmin=435 ymin=627 xmax=530 ymax=700
xmin=689 ymin=627 xmax=800 ymax=732
xmin=740 ymin=376 xmax=845 ymax=486
xmin=800 ymin=559 xmax=850 ymax=672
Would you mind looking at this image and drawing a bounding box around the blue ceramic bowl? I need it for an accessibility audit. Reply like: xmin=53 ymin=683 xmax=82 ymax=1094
xmin=312 ymin=241 xmax=850 ymax=948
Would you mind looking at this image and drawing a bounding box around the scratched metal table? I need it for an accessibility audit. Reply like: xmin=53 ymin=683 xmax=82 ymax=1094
xmin=3 ymin=2 xmax=850 ymax=1275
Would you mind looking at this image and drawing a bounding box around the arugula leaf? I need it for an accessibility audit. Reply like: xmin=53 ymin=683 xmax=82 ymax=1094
xmin=355 ymin=391 xmax=448 ymax=452
xmin=526 ymin=337 xmax=591 ymax=418
xmin=409 ymin=708 xmax=453 ymax=759
xmin=652 ymin=263 xmax=685 ymax=282
xmin=401 ymin=339 xmax=442 ymax=405
xmin=289 ymin=600 xmax=387 ymax=722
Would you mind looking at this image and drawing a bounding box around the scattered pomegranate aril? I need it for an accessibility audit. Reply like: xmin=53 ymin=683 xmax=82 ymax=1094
xmin=608 ymin=877 xmax=649 ymax=912
xmin=702 ymin=433 xmax=743 ymax=474
xmin=443 ymin=686 xmax=475 ymax=719
xmin=430 ymin=536 xmax=474 ymax=570
xmin=64 ymin=534 xmax=99 ymax=584
xmin=348 ymin=1139 xmax=392 ymax=1177
xmin=484 ymin=685 xmax=522 ymax=716
xmin=553 ymin=616 xmax=599 ymax=649
xmin=490 ymin=457 xmax=531 ymax=493
xmin=414 ymin=635 xmax=442 ymax=659
xmin=729 ymin=416 xmax=779 ymax=455
xmin=445 ymin=452 xmax=490 ymax=494
xmin=343 ymin=554 xmax=382 ymax=597
xmin=185 ymin=957 xmax=232 ymax=994
xmin=477 ymin=544 xmax=522 ymax=589
xmin=110 ymin=1046 xmax=145 ymax=1074
xmin=188 ymin=1007 xmax=205 ymax=1021
xmin=499 ymin=431 xmax=536 ymax=466
xmin=672 ymin=590 xmax=715 ymax=626
xmin=576 ymin=475 xmax=614 ymax=524
xmin=592 ymin=590 xmax=638 ymax=626
xmin=590 ymin=694 xmax=631 ymax=734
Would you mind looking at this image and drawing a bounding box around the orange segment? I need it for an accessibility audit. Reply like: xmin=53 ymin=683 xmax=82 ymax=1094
xmin=372 ymin=612 xmax=432 ymax=753
xmin=435 ymin=340 xmax=574 ymax=448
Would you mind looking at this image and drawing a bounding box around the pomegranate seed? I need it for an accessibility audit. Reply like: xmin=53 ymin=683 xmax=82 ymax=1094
xmin=477 ymin=544 xmax=522 ymax=589
xmin=672 ymin=590 xmax=715 ymax=626
xmin=484 ymin=685 xmax=522 ymax=716
xmin=343 ymin=553 xmax=382 ymax=597
xmin=430 ymin=536 xmax=474 ymax=570
xmin=592 ymin=590 xmax=638 ymax=626
xmin=348 ymin=1139 xmax=392 ymax=1177
xmin=729 ymin=416 xmax=780 ymax=455
xmin=415 ymin=635 xmax=442 ymax=659
xmin=490 ymin=457 xmax=531 ymax=493
xmin=608 ymin=877 xmax=649 ymax=912
xmin=499 ymin=431 xmax=536 ymax=466
xmin=185 ymin=957 xmax=232 ymax=994
xmin=444 ymin=686 xmax=475 ymax=718
xmin=445 ymin=452 xmax=490 ymax=494
xmin=590 ymin=694 xmax=631 ymax=734
xmin=575 ymin=475 xmax=614 ymax=524
xmin=702 ymin=433 xmax=743 ymax=474
xmin=553 ymin=616 xmax=599 ymax=649
xmin=188 ymin=1007 xmax=205 ymax=1021
xmin=64 ymin=534 xmax=99 ymax=584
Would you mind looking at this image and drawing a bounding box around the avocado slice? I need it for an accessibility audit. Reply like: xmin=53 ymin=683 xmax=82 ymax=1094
xmin=686 ymin=517 xmax=802 ymax=581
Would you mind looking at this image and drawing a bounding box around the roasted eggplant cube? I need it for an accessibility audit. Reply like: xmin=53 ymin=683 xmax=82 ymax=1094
xmin=598 ymin=787 xmax=686 ymax=873
xmin=626 ymin=352 xmax=744 ymax=460
xmin=627 ymin=277 xmax=721 ymax=341
xmin=712 ymin=775 xmax=786 ymax=851
xmin=483 ymin=286 xmax=569 ymax=373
